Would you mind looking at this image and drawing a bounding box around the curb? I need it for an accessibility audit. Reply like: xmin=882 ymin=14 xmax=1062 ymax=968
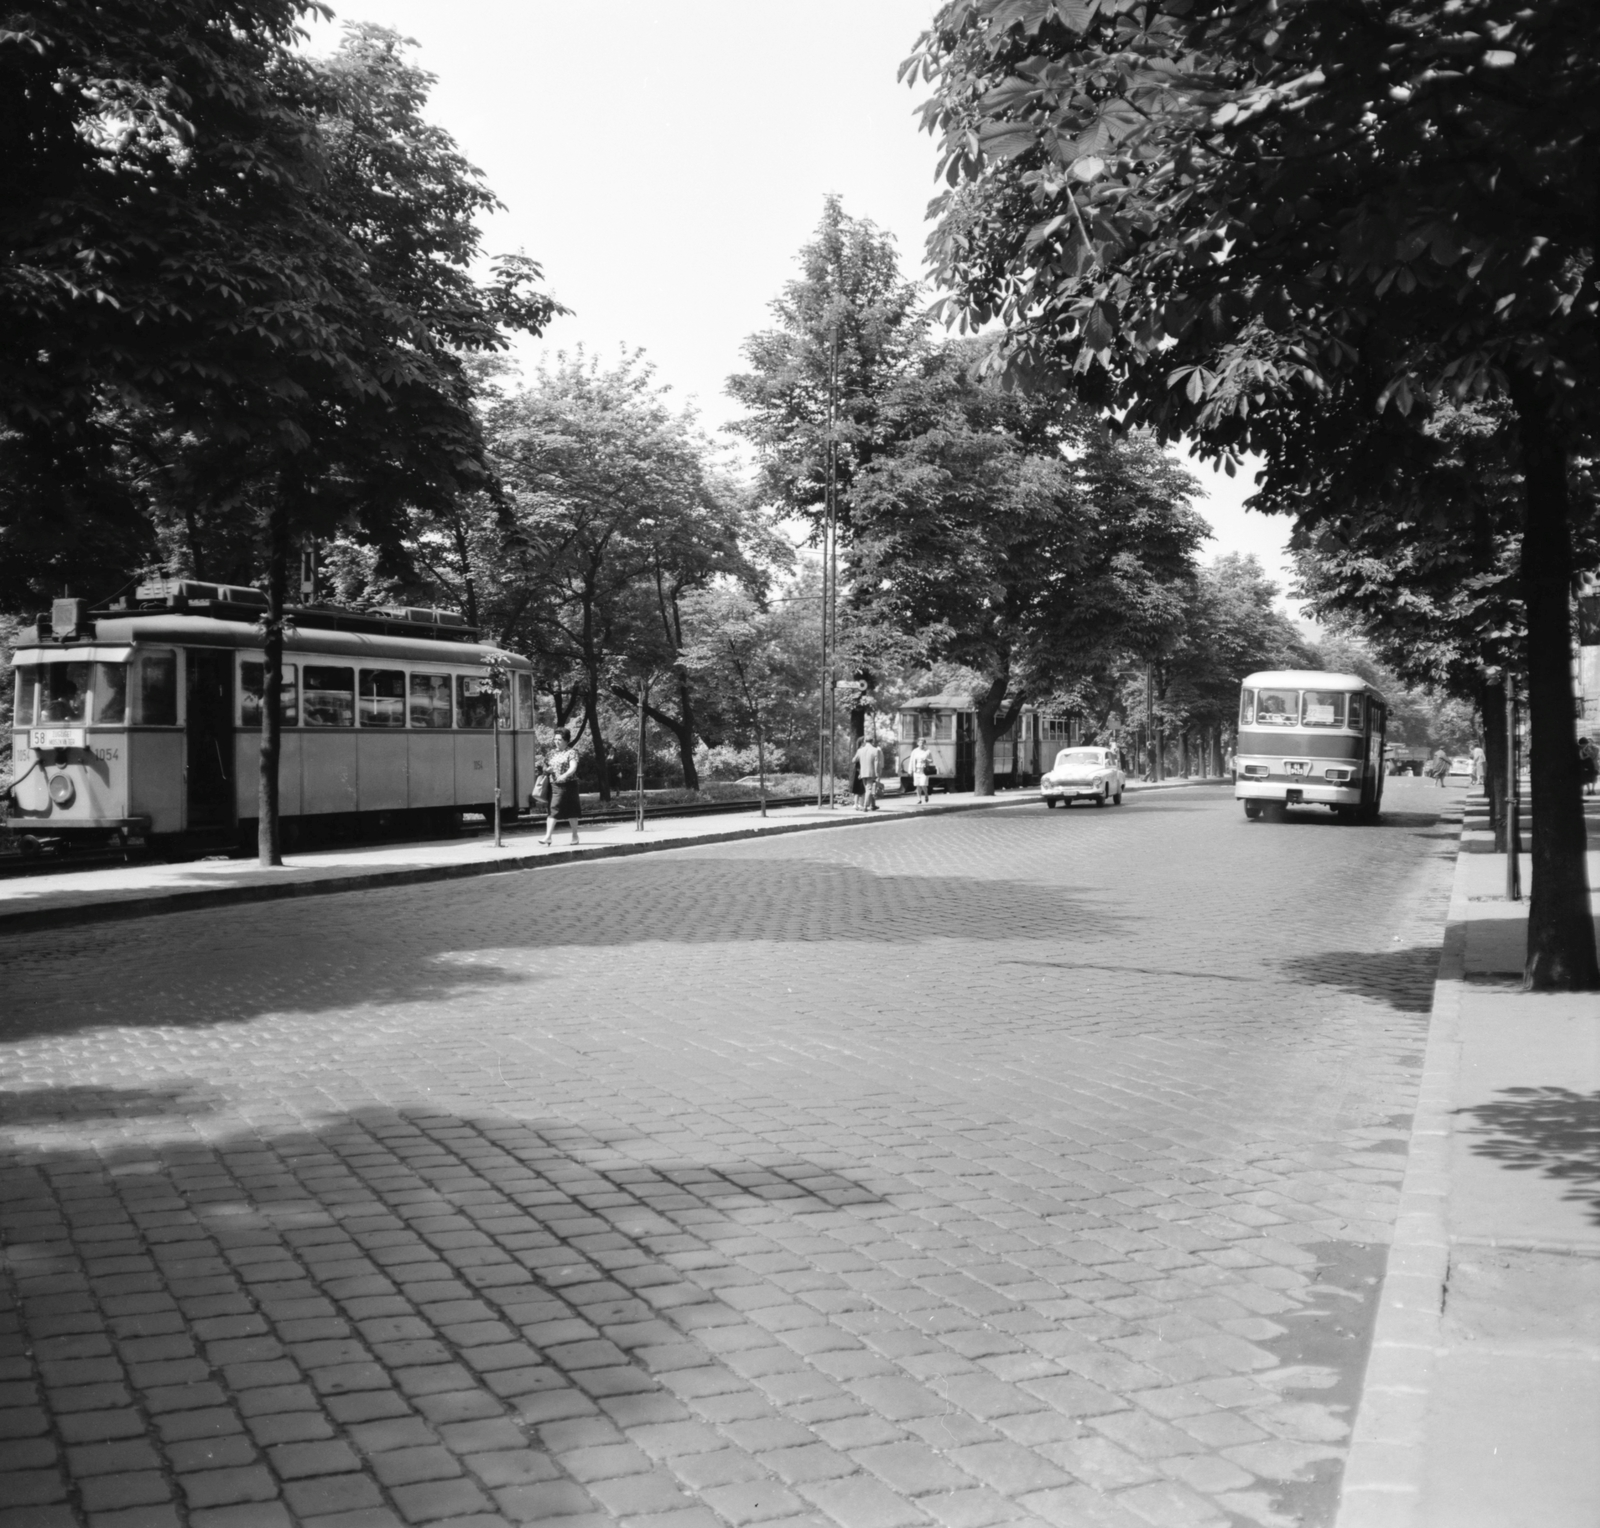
xmin=0 ymin=776 xmax=1223 ymax=936
xmin=1334 ymin=809 xmax=1470 ymax=1528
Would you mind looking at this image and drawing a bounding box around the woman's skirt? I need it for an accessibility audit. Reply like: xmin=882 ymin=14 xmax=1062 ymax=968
xmin=550 ymin=780 xmax=581 ymax=820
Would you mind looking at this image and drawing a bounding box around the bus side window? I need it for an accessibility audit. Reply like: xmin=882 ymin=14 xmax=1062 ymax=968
xmin=1348 ymin=694 xmax=1364 ymax=730
xmin=1239 ymin=689 xmax=1255 ymax=726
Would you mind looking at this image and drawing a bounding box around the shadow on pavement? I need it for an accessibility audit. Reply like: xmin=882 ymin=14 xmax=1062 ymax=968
xmin=1454 ymin=1087 xmax=1600 ymax=1227
xmin=0 ymin=857 xmax=1126 ymax=1043
xmin=1277 ymin=945 xmax=1443 ymax=1016
xmin=0 ymin=1081 xmax=220 ymax=1125
xmin=0 ymin=1101 xmax=890 ymax=1524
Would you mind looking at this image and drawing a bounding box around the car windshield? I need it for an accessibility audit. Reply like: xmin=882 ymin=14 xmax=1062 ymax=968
xmin=1056 ymin=749 xmax=1108 ymax=768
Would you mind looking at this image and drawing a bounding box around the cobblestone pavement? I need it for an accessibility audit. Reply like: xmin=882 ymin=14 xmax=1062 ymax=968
xmin=0 ymin=780 xmax=1458 ymax=1528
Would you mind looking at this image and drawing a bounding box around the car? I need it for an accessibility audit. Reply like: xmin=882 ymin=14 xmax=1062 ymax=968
xmin=1446 ymin=755 xmax=1474 ymax=783
xmin=1040 ymin=746 xmax=1125 ymax=808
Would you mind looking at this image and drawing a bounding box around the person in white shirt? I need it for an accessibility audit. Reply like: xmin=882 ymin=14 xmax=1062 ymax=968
xmin=853 ymin=737 xmax=883 ymax=811
xmin=906 ymin=741 xmax=935 ymax=805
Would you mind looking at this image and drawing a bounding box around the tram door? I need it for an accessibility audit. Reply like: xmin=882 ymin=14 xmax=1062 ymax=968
xmin=956 ymin=712 xmax=976 ymax=789
xmin=185 ymin=648 xmax=235 ymax=829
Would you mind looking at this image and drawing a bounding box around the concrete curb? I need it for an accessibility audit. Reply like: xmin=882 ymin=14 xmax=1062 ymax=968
xmin=0 ymin=779 xmax=1223 ymax=935
xmin=1334 ymin=812 xmax=1470 ymax=1528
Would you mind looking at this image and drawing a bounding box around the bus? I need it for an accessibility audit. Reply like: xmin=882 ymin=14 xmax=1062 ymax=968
xmin=1235 ymin=670 xmax=1387 ymax=822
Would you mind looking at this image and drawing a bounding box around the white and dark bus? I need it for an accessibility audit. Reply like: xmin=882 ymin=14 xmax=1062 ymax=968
xmin=1235 ymin=670 xmax=1387 ymax=822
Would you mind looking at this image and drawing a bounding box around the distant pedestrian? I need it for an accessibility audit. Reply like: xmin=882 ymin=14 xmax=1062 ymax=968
xmin=1579 ymin=736 xmax=1599 ymax=797
xmin=1223 ymin=745 xmax=1236 ymax=780
xmin=1426 ymin=748 xmax=1449 ymax=787
xmin=1470 ymin=743 xmax=1486 ymax=787
xmin=853 ymin=735 xmax=883 ymax=811
xmin=540 ymin=728 xmax=581 ymax=845
xmin=907 ymin=740 xmax=935 ymax=805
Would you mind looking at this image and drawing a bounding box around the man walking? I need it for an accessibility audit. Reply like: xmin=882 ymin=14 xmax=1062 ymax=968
xmin=853 ymin=735 xmax=883 ymax=811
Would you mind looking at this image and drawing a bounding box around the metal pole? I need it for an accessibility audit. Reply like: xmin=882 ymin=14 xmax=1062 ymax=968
xmin=492 ymin=708 xmax=503 ymax=849
xmin=636 ymin=677 xmax=647 ymax=832
xmin=1505 ymin=675 xmax=1521 ymax=900
xmin=825 ymin=324 xmax=840 ymax=808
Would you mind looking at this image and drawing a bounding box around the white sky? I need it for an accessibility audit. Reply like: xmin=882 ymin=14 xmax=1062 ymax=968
xmin=302 ymin=0 xmax=1298 ymax=609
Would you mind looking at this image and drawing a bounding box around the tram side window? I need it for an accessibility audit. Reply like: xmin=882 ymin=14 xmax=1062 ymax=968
xmin=932 ymin=712 xmax=955 ymax=742
xmin=1254 ymin=688 xmax=1299 ymax=727
xmin=455 ymin=674 xmax=496 ymax=730
xmin=240 ymin=663 xmax=299 ymax=726
xmin=302 ymin=666 xmax=355 ymax=727
xmin=93 ymin=663 xmax=127 ymax=725
xmin=410 ymin=673 xmax=451 ymax=728
xmin=516 ymin=671 xmax=535 ymax=729
xmin=131 ymin=651 xmax=177 ymax=725
xmin=1302 ymin=691 xmax=1346 ymax=728
xmin=1239 ymin=689 xmax=1255 ymax=726
xmin=359 ymin=669 xmax=406 ymax=727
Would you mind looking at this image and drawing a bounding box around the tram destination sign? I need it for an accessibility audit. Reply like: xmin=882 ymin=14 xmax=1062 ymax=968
xmin=31 ymin=728 xmax=86 ymax=750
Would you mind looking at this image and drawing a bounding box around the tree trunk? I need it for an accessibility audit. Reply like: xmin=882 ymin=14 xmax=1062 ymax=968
xmin=972 ymin=673 xmax=1008 ymax=797
xmin=608 ymin=675 xmax=700 ymax=791
xmin=257 ymin=499 xmax=289 ymax=867
xmin=1480 ymin=676 xmax=1507 ymax=851
xmin=1513 ymin=391 xmax=1599 ymax=990
xmin=582 ymin=682 xmax=609 ymax=804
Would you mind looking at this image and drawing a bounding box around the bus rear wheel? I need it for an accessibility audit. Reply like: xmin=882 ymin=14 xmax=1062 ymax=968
xmin=1243 ymin=801 xmax=1263 ymax=821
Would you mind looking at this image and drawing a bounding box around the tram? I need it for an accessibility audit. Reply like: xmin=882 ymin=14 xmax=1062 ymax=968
xmin=6 ymin=581 xmax=539 ymax=853
xmin=1235 ymin=670 xmax=1387 ymax=822
xmin=892 ymin=692 xmax=1081 ymax=791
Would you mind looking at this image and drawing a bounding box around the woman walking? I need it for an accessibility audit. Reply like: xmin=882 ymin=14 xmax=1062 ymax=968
xmin=541 ymin=728 xmax=582 ymax=846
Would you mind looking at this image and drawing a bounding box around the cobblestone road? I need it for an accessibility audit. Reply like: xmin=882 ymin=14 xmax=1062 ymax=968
xmin=0 ymin=781 xmax=1459 ymax=1528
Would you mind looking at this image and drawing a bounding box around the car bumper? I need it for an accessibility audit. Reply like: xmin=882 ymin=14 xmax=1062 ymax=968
xmin=1040 ymin=782 xmax=1112 ymax=802
xmin=1235 ymin=781 xmax=1362 ymax=806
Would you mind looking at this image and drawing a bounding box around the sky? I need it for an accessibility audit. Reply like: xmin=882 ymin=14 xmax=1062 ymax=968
xmin=302 ymin=0 xmax=1299 ymax=608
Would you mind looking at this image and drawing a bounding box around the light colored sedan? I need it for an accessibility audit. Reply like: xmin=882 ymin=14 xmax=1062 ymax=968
xmin=1040 ymin=746 xmax=1125 ymax=808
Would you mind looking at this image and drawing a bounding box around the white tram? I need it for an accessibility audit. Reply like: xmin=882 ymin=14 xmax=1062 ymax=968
xmin=892 ymin=692 xmax=1082 ymax=791
xmin=6 ymin=583 xmax=539 ymax=852
xmin=1235 ymin=670 xmax=1388 ymax=822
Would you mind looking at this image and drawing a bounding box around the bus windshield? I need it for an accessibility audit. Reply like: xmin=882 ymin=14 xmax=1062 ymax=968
xmin=1253 ymin=689 xmax=1300 ymax=726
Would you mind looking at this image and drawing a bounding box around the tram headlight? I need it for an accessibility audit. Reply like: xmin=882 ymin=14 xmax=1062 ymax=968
xmin=48 ymin=774 xmax=76 ymax=807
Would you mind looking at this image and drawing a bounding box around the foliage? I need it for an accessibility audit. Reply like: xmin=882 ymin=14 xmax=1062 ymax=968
xmin=907 ymin=0 xmax=1600 ymax=986
xmin=464 ymin=351 xmax=755 ymax=797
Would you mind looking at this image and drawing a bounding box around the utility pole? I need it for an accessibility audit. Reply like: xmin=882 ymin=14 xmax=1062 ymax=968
xmin=1506 ymin=675 xmax=1521 ymax=901
xmin=635 ymin=676 xmax=648 ymax=833
xmin=819 ymin=322 xmax=840 ymax=809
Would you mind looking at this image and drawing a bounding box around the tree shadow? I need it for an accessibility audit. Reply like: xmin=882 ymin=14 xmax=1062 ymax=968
xmin=1277 ymin=945 xmax=1442 ymax=1016
xmin=1454 ymin=1087 xmax=1600 ymax=1226
xmin=0 ymin=855 xmax=1126 ymax=1043
xmin=0 ymin=1102 xmax=891 ymax=1526
xmin=0 ymin=1081 xmax=220 ymax=1125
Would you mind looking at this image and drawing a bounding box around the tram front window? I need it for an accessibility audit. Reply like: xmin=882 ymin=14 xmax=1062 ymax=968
xmin=359 ymin=669 xmax=406 ymax=727
xmin=303 ymin=666 xmax=355 ymax=727
xmin=14 ymin=666 xmax=40 ymax=725
xmin=1254 ymin=688 xmax=1299 ymax=726
xmin=1302 ymin=691 xmax=1346 ymax=728
xmin=35 ymin=662 xmax=90 ymax=725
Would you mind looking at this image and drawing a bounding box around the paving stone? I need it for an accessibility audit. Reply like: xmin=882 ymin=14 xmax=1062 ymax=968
xmin=0 ymin=793 xmax=1454 ymax=1528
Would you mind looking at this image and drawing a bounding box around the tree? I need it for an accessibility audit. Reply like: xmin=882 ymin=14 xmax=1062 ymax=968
xmin=851 ymin=341 xmax=1205 ymax=792
xmin=478 ymin=352 xmax=752 ymax=799
xmin=908 ymin=0 xmax=1600 ymax=988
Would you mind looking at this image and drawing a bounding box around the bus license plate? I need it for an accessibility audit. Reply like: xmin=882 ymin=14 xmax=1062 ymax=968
xmin=1285 ymin=760 xmax=1310 ymax=776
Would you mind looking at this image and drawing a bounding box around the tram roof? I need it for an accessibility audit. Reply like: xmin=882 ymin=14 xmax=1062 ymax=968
xmin=13 ymin=614 xmax=532 ymax=669
xmin=1242 ymin=669 xmax=1384 ymax=696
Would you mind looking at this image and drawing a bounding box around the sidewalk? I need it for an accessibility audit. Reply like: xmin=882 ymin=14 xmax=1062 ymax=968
xmin=1337 ymin=796 xmax=1600 ymax=1528
xmin=0 ymin=775 xmax=1223 ymax=934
